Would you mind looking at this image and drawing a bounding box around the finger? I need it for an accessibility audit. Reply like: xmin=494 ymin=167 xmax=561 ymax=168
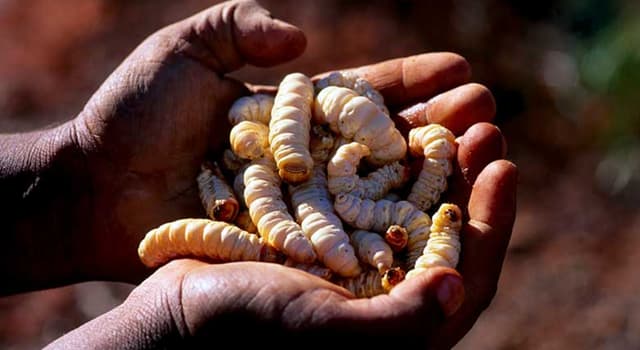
xmin=313 ymin=52 xmax=471 ymax=108
xmin=247 ymin=84 xmax=277 ymax=95
xmin=394 ymin=83 xmax=496 ymax=136
xmin=443 ymin=123 xmax=507 ymax=211
xmin=310 ymin=267 xmax=464 ymax=342
xmin=173 ymin=0 xmax=306 ymax=73
xmin=430 ymin=160 xmax=518 ymax=349
xmin=457 ymin=124 xmax=508 ymax=183
xmin=354 ymin=53 xmax=471 ymax=107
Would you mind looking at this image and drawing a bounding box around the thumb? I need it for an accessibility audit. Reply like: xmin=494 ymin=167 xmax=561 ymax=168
xmin=174 ymin=0 xmax=306 ymax=73
xmin=320 ymin=267 xmax=464 ymax=337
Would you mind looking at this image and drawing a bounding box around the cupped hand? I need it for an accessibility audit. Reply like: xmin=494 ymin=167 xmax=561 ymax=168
xmin=72 ymin=0 xmax=306 ymax=281
xmin=66 ymin=0 xmax=517 ymax=347
xmin=47 ymin=258 xmax=464 ymax=349
xmin=124 ymin=259 xmax=462 ymax=347
xmin=352 ymin=56 xmax=517 ymax=348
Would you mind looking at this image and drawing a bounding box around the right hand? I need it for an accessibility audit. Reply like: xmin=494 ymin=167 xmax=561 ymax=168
xmin=48 ymin=258 xmax=465 ymax=348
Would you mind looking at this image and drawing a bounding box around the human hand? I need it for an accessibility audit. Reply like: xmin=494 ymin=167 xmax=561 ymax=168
xmin=70 ymin=0 xmax=307 ymax=282
xmin=42 ymin=260 xmax=467 ymax=348
xmin=344 ymin=57 xmax=517 ymax=348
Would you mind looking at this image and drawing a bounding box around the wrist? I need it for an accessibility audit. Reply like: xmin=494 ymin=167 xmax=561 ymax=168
xmin=1 ymin=120 xmax=95 ymax=294
xmin=44 ymin=263 xmax=192 ymax=350
xmin=44 ymin=287 xmax=183 ymax=350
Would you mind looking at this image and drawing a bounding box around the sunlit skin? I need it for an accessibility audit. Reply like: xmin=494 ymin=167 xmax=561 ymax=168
xmin=0 ymin=0 xmax=517 ymax=348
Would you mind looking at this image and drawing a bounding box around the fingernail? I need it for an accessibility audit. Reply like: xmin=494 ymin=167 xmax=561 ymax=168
xmin=436 ymin=275 xmax=464 ymax=318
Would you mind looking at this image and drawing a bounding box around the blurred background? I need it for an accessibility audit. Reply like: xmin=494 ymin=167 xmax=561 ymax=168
xmin=1 ymin=0 xmax=639 ymax=348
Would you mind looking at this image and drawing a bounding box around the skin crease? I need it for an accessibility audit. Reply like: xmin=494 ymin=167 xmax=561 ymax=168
xmin=0 ymin=0 xmax=517 ymax=348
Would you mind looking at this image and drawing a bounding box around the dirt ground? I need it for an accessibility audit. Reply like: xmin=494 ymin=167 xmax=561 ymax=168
xmin=1 ymin=1 xmax=639 ymax=349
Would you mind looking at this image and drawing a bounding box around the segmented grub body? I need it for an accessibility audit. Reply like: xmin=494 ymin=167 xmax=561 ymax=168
xmin=289 ymin=165 xmax=360 ymax=277
xmin=327 ymin=142 xmax=408 ymax=199
xmin=382 ymin=192 xmax=402 ymax=202
xmin=137 ymin=218 xmax=281 ymax=268
xmin=228 ymin=93 xmax=274 ymax=126
xmin=229 ymin=121 xmax=270 ymax=160
xmin=315 ymin=71 xmax=389 ymax=115
xmin=335 ymin=270 xmax=385 ymax=298
xmin=333 ymin=194 xmax=432 ymax=270
xmin=197 ymin=162 xmax=239 ymax=222
xmin=269 ymin=73 xmax=315 ymax=183
xmin=407 ymin=124 xmax=457 ymax=211
xmin=232 ymin=164 xmax=249 ymax=208
xmin=313 ymin=86 xmax=406 ymax=165
xmin=309 ymin=124 xmax=335 ymax=164
xmin=406 ymin=203 xmax=463 ymax=279
xmin=244 ymin=152 xmax=316 ymax=263
xmin=235 ymin=209 xmax=257 ymax=234
xmin=351 ymin=230 xmax=394 ymax=273
xmin=334 ymin=268 xmax=405 ymax=298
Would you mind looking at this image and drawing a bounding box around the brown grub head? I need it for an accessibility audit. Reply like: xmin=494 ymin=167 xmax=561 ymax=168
xmin=384 ymin=225 xmax=409 ymax=252
xmin=212 ymin=200 xmax=240 ymax=222
xmin=445 ymin=208 xmax=459 ymax=222
xmin=381 ymin=267 xmax=406 ymax=292
xmin=440 ymin=203 xmax=462 ymax=224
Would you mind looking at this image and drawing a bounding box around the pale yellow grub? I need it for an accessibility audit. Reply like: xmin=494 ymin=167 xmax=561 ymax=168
xmin=351 ymin=230 xmax=394 ymax=273
xmin=269 ymin=73 xmax=315 ymax=184
xmin=289 ymin=165 xmax=361 ymax=277
xmin=137 ymin=218 xmax=280 ymax=268
xmin=229 ymin=120 xmax=270 ymax=160
xmin=334 ymin=268 xmax=405 ymax=298
xmin=407 ymin=124 xmax=457 ymax=211
xmin=313 ymin=86 xmax=406 ymax=166
xmin=333 ymin=194 xmax=432 ymax=270
xmin=243 ymin=151 xmax=316 ymax=263
xmin=334 ymin=269 xmax=387 ymax=298
xmin=309 ymin=124 xmax=335 ymax=164
xmin=234 ymin=209 xmax=257 ymax=234
xmin=197 ymin=162 xmax=239 ymax=222
xmin=314 ymin=71 xmax=389 ymax=115
xmin=228 ymin=94 xmax=274 ymax=126
xmin=406 ymin=203 xmax=463 ymax=280
xmin=327 ymin=142 xmax=408 ymax=199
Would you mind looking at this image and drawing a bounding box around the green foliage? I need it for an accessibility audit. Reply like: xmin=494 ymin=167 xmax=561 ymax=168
xmin=580 ymin=9 xmax=640 ymax=149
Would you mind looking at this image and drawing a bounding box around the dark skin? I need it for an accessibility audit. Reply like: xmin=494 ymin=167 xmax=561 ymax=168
xmin=0 ymin=0 xmax=517 ymax=348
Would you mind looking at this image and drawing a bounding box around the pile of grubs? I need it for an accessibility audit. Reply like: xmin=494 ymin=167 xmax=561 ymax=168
xmin=137 ymin=71 xmax=463 ymax=298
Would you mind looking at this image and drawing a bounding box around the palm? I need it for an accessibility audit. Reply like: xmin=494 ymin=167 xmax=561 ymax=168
xmin=141 ymin=259 xmax=444 ymax=346
xmin=78 ymin=34 xmax=251 ymax=280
